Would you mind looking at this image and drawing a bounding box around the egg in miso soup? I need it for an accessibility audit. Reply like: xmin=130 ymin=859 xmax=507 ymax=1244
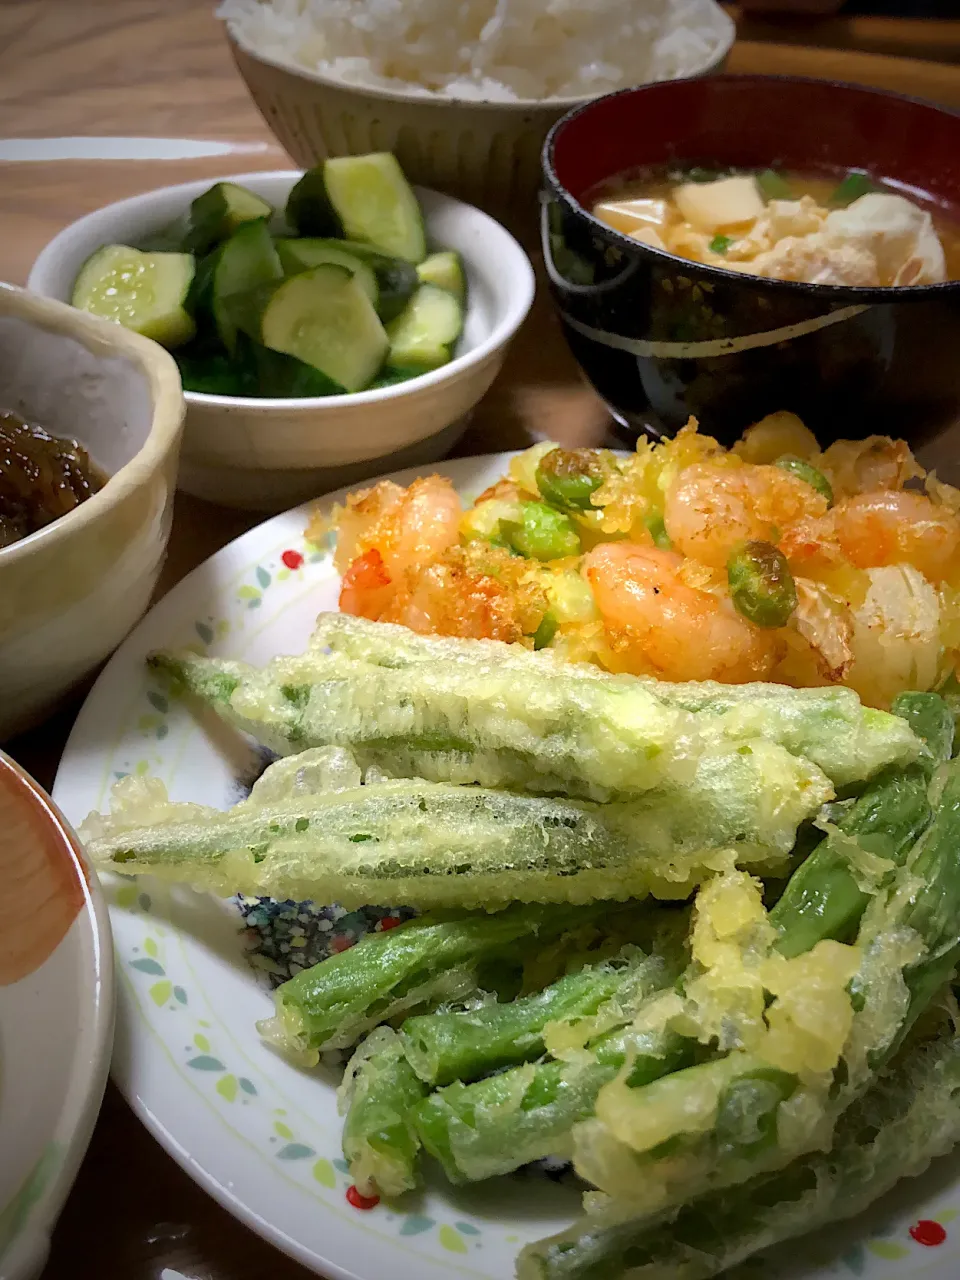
xmin=591 ymin=166 xmax=960 ymax=287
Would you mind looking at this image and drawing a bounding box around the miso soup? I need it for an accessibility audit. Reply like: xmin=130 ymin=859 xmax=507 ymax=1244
xmin=591 ymin=165 xmax=960 ymax=287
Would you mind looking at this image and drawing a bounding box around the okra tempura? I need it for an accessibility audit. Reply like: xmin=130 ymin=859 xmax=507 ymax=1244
xmin=81 ymin=607 xmax=960 ymax=1280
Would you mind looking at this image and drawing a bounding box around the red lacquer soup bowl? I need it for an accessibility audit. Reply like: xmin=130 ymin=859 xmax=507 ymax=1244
xmin=542 ymin=75 xmax=960 ymax=447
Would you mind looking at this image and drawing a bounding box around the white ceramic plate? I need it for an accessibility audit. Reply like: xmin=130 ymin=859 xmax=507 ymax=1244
xmin=53 ymin=454 xmax=960 ymax=1280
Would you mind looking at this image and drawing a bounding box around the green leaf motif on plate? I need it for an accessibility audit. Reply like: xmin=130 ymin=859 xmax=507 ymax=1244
xmin=195 ymin=621 xmax=214 ymax=645
xmin=277 ymin=1143 xmax=315 ymax=1160
xmin=439 ymin=1225 xmax=467 ymax=1254
xmin=238 ymin=1076 xmax=256 ymax=1095
xmin=115 ymin=885 xmax=138 ymax=909
xmin=399 ymin=1216 xmax=434 ymax=1237
xmin=274 ymin=1121 xmax=294 ymax=1140
xmin=841 ymin=1244 xmax=865 ymax=1275
xmin=866 ymin=1240 xmax=909 ymax=1261
xmin=256 ymin=566 xmax=271 ymax=589
xmin=333 ymin=1158 xmax=349 ymax=1174
xmin=194 ymin=1033 xmax=211 ymax=1052
xmin=455 ymin=1222 xmax=480 ymax=1236
xmin=216 ymin=1075 xmax=238 ymax=1103
xmin=312 ymin=1158 xmax=336 ymax=1188
xmin=187 ymin=1055 xmax=225 ymax=1071
xmin=148 ymin=980 xmax=172 ymax=1007
xmin=144 ymin=937 xmax=159 ymax=958
xmin=174 ymin=986 xmax=188 ymax=1005
xmin=147 ymin=691 xmax=168 ymax=714
xmin=130 ymin=958 xmax=164 ymax=976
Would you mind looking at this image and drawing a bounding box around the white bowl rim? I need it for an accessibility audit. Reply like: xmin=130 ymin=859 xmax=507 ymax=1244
xmin=28 ymin=172 xmax=537 ymax=413
xmin=0 ymin=285 xmax=183 ymax=567
xmin=0 ymin=750 xmax=115 ymax=1270
xmin=223 ymin=7 xmax=736 ymax=110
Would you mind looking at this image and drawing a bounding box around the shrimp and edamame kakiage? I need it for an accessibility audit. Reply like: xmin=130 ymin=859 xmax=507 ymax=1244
xmin=318 ymin=413 xmax=960 ymax=707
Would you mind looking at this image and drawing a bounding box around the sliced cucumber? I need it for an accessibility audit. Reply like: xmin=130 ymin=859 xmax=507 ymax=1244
xmin=186 ymin=182 xmax=273 ymax=254
xmin=233 ymin=264 xmax=389 ymax=393
xmin=385 ymin=284 xmax=463 ymax=371
xmin=253 ymin=343 xmax=345 ymax=397
xmin=417 ymin=251 xmax=466 ymax=303
xmin=275 ymin=239 xmax=379 ymax=308
xmin=174 ymin=344 xmax=258 ymax=396
xmin=285 ymin=168 xmax=343 ymax=238
xmin=323 ymin=153 xmax=427 ymax=264
xmin=367 ymin=254 xmax=419 ymax=323
xmin=282 ymin=237 xmax=417 ymax=322
xmin=202 ymin=219 xmax=284 ymax=353
xmin=72 ymin=244 xmax=196 ymax=348
xmin=369 ymin=366 xmax=424 ymax=389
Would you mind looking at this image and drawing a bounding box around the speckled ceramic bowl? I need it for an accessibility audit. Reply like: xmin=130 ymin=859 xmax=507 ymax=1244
xmin=542 ymin=75 xmax=960 ymax=448
xmin=0 ymin=752 xmax=113 ymax=1280
xmin=0 ymin=286 xmax=184 ymax=740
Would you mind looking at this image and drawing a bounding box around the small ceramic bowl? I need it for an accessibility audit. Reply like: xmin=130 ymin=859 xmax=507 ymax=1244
xmin=28 ymin=172 xmax=535 ymax=512
xmin=0 ymin=286 xmax=183 ymax=741
xmin=542 ymin=75 xmax=960 ymax=448
xmin=223 ymin=9 xmax=735 ymax=212
xmin=0 ymin=752 xmax=113 ymax=1280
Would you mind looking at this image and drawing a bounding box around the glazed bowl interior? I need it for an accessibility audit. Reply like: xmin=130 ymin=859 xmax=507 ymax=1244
xmin=548 ymin=74 xmax=960 ymax=250
xmin=0 ymin=313 xmax=154 ymax=479
xmin=542 ymin=76 xmax=960 ymax=447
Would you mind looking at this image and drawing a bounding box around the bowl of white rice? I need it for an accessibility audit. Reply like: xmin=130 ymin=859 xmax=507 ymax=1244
xmin=218 ymin=0 xmax=735 ymax=210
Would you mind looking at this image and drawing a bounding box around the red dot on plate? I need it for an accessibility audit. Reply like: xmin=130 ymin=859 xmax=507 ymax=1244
xmin=346 ymin=1185 xmax=379 ymax=1211
xmin=379 ymin=916 xmax=402 ymax=931
xmin=910 ymin=1220 xmax=947 ymax=1247
xmin=282 ymin=549 xmax=304 ymax=570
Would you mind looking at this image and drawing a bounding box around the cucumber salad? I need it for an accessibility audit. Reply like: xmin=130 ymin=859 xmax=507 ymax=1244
xmin=79 ymin=610 xmax=960 ymax=1280
xmin=70 ymin=153 xmax=467 ymax=398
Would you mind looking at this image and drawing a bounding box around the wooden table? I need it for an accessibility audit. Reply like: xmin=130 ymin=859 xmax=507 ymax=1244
xmin=2 ymin=5 xmax=960 ymax=1278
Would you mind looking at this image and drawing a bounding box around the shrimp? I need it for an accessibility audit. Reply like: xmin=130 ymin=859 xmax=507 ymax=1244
xmin=820 ymin=436 xmax=923 ymax=499
xmin=336 ymin=476 xmax=462 ymax=618
xmin=380 ymin=544 xmax=548 ymax=643
xmin=832 ymin=489 xmax=960 ymax=584
xmin=664 ymin=462 xmax=826 ymax=569
xmin=583 ymin=542 xmax=778 ymax=683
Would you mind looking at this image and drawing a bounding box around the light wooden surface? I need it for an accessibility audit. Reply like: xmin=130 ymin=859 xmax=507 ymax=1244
xmin=2 ymin=5 xmax=960 ymax=1278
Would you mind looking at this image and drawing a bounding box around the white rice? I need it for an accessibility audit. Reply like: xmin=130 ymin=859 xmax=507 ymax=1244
xmin=218 ymin=0 xmax=732 ymax=103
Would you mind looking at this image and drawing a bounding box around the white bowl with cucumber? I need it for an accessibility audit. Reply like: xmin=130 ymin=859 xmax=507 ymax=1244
xmin=28 ymin=154 xmax=535 ymax=511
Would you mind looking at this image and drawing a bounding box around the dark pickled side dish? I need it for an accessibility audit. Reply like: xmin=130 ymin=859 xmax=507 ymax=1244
xmin=0 ymin=410 xmax=106 ymax=548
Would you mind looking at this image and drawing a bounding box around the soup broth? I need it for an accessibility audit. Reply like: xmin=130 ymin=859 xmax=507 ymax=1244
xmin=591 ymin=166 xmax=960 ymax=287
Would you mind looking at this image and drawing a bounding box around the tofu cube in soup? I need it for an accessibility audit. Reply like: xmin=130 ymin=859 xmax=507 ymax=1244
xmin=673 ymin=176 xmax=765 ymax=233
